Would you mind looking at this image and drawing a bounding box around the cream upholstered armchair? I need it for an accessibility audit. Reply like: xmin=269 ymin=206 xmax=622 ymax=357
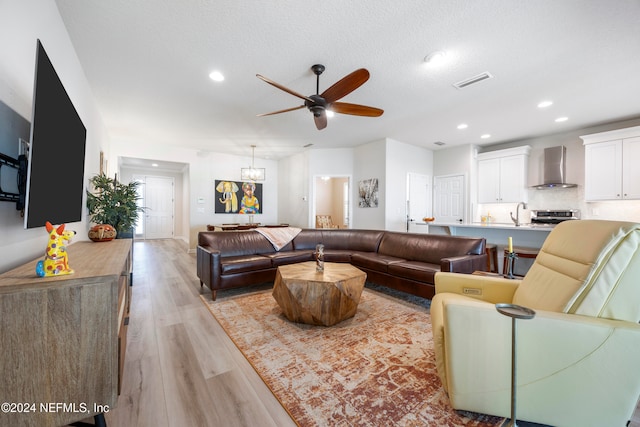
xmin=430 ymin=220 xmax=640 ymax=427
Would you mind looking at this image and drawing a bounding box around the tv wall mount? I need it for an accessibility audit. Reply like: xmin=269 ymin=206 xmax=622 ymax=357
xmin=0 ymin=138 xmax=29 ymax=211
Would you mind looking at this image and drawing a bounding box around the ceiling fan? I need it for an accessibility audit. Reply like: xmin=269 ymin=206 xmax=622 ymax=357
xmin=256 ymin=64 xmax=384 ymax=130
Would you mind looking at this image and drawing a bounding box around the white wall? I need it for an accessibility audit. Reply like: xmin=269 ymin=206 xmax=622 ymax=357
xmin=432 ymin=144 xmax=477 ymax=221
xmin=433 ymin=117 xmax=640 ymax=224
xmin=353 ymin=140 xmax=386 ymax=229
xmin=0 ymin=0 xmax=110 ymax=272
xmin=277 ymin=141 xmax=435 ymax=231
xmin=385 ymin=138 xmax=434 ymax=231
xmin=277 ymin=151 xmax=309 ymax=228
xmin=308 ymin=148 xmax=354 ymax=227
xmin=479 ymin=117 xmax=640 ymax=223
xmin=109 ymin=139 xmax=279 ymax=251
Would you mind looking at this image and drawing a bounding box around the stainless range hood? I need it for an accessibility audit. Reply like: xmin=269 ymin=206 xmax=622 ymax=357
xmin=532 ymin=146 xmax=577 ymax=189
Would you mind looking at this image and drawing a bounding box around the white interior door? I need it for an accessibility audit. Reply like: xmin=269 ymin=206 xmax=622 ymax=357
xmin=140 ymin=175 xmax=174 ymax=239
xmin=407 ymin=173 xmax=431 ymax=232
xmin=434 ymin=174 xmax=465 ymax=223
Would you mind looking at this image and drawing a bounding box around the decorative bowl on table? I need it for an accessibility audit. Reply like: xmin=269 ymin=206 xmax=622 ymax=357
xmin=422 ymin=217 xmax=435 ymax=222
xmin=88 ymin=224 xmax=117 ymax=242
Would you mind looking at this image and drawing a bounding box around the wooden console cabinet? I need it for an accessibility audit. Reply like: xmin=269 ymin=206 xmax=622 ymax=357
xmin=0 ymin=239 xmax=132 ymax=427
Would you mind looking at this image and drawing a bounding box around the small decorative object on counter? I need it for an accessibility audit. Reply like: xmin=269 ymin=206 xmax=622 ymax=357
xmin=88 ymin=224 xmax=117 ymax=242
xmin=36 ymin=221 xmax=76 ymax=277
xmin=505 ymin=236 xmax=518 ymax=279
xmin=315 ymin=244 xmax=325 ymax=272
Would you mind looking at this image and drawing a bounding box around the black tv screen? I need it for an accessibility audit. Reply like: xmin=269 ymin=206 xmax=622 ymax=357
xmin=24 ymin=40 xmax=87 ymax=229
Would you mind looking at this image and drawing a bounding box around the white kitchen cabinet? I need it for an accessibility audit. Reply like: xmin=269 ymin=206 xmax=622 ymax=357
xmin=477 ymin=146 xmax=531 ymax=204
xmin=622 ymin=136 xmax=640 ymax=199
xmin=581 ymin=126 xmax=640 ymax=201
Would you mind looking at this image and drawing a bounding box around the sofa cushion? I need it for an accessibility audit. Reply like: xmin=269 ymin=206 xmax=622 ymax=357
xmin=320 ymin=229 xmax=385 ymax=252
xmin=220 ymin=255 xmax=273 ymax=275
xmin=388 ymin=260 xmax=440 ymax=283
xmin=199 ymin=230 xmax=276 ymax=256
xmin=291 ymin=230 xmax=324 ymax=250
xmin=263 ymin=250 xmax=314 ymax=267
xmin=351 ymin=252 xmax=405 ymax=273
xmin=378 ymin=232 xmax=484 ymax=264
xmin=323 ymin=249 xmax=353 ymax=263
xmin=292 ymin=229 xmax=384 ymax=252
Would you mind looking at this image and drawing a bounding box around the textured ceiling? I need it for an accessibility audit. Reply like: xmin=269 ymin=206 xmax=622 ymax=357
xmin=55 ymin=0 xmax=640 ymax=161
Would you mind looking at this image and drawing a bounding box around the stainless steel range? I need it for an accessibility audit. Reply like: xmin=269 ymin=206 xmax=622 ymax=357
xmin=531 ymin=209 xmax=580 ymax=225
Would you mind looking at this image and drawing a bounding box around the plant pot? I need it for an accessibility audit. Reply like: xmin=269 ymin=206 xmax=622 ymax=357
xmin=116 ymin=227 xmax=134 ymax=239
xmin=88 ymin=224 xmax=117 ymax=242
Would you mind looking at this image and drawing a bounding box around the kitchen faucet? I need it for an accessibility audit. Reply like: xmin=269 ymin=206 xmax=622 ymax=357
xmin=510 ymin=202 xmax=528 ymax=226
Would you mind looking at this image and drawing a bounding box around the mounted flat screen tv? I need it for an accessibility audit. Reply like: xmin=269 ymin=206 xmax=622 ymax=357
xmin=24 ymin=40 xmax=86 ymax=229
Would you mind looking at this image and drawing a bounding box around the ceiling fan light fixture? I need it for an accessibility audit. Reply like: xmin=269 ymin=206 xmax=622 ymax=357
xmin=256 ymin=65 xmax=383 ymax=130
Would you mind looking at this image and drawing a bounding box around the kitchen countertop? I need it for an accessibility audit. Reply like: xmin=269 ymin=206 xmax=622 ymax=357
xmin=428 ymin=222 xmax=555 ymax=231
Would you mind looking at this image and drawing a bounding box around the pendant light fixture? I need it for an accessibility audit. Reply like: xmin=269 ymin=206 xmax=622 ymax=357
xmin=241 ymin=145 xmax=265 ymax=181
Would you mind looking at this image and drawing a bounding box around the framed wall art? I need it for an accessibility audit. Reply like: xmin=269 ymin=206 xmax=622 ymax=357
xmin=215 ymin=180 xmax=263 ymax=214
xmin=358 ymin=178 xmax=378 ymax=208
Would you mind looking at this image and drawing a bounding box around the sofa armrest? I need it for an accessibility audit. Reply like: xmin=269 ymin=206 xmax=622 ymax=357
xmin=435 ymin=271 xmax=520 ymax=303
xmin=196 ymin=245 xmax=221 ymax=288
xmin=440 ymin=299 xmax=640 ymax=426
xmin=440 ymin=253 xmax=487 ymax=274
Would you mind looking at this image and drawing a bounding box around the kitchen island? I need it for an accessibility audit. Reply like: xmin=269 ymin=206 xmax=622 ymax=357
xmin=428 ymin=222 xmax=554 ymax=274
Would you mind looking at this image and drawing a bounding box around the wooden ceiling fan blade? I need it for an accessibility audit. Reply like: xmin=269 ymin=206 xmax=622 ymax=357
xmin=320 ymin=68 xmax=370 ymax=103
xmin=256 ymin=105 xmax=305 ymax=117
xmin=331 ymin=102 xmax=384 ymax=117
xmin=314 ymin=112 xmax=328 ymax=130
xmin=256 ymin=74 xmax=314 ymax=102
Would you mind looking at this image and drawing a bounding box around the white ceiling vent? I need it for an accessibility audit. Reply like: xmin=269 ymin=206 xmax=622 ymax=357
xmin=453 ymin=72 xmax=494 ymax=89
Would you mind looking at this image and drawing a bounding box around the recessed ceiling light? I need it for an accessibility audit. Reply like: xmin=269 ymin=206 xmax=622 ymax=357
xmin=424 ymin=50 xmax=448 ymax=66
xmin=481 ymin=134 xmax=491 ymax=139
xmin=555 ymin=117 xmax=568 ymax=122
xmin=457 ymin=123 xmax=468 ymax=130
xmin=209 ymin=70 xmax=224 ymax=82
xmin=537 ymin=100 xmax=553 ymax=108
xmin=151 ymin=163 xmax=159 ymax=167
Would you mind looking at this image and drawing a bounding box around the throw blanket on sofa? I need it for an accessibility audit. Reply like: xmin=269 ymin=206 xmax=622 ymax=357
xmin=255 ymin=226 xmax=302 ymax=251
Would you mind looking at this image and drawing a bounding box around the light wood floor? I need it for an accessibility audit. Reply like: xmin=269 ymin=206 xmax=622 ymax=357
xmin=94 ymin=239 xmax=638 ymax=427
xmin=104 ymin=239 xmax=295 ymax=427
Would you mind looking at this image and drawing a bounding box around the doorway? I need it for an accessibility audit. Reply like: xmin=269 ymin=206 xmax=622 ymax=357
xmin=406 ymin=173 xmax=432 ymax=232
xmin=433 ymin=174 xmax=465 ymax=223
xmin=313 ymin=176 xmax=350 ymax=228
xmin=134 ymin=175 xmax=175 ymax=239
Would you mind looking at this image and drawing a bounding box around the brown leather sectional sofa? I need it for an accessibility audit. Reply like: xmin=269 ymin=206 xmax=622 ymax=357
xmin=197 ymin=228 xmax=487 ymax=300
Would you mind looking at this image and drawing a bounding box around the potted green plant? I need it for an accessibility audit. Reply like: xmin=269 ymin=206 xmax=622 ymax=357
xmin=86 ymin=173 xmax=144 ymax=239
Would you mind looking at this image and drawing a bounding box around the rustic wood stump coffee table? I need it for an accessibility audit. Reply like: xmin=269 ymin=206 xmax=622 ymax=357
xmin=272 ymin=261 xmax=367 ymax=326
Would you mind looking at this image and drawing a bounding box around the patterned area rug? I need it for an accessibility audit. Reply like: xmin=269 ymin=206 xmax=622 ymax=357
xmin=201 ymin=286 xmax=504 ymax=427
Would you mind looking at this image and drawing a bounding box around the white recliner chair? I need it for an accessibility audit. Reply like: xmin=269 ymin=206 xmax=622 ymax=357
xmin=431 ymin=220 xmax=640 ymax=427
